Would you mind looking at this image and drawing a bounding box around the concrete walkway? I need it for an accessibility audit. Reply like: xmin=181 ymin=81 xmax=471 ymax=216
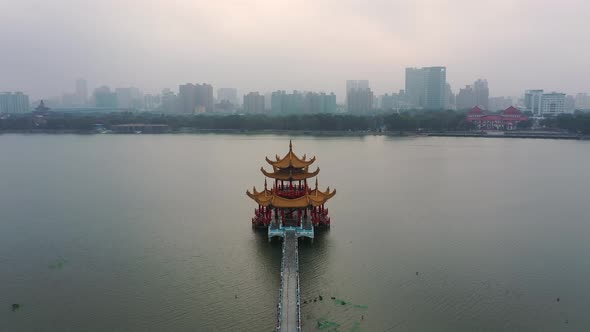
xmin=278 ymin=230 xmax=301 ymax=331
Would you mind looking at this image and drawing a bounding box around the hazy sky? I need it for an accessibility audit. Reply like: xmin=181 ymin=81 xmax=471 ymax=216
xmin=1 ymin=0 xmax=589 ymax=100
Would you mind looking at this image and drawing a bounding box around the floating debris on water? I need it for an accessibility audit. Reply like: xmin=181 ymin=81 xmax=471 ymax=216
xmin=11 ymin=304 xmax=21 ymax=312
xmin=49 ymin=258 xmax=68 ymax=270
xmin=319 ymin=295 xmax=323 ymax=301
xmin=331 ymin=296 xmax=336 ymax=300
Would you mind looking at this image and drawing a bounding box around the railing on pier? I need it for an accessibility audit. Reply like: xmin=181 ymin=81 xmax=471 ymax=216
xmin=268 ymin=219 xmax=314 ymax=240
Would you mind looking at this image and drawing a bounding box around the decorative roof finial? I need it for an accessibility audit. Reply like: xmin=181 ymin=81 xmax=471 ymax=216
xmin=315 ymin=178 xmax=319 ymax=196
xmin=264 ymin=178 xmax=267 ymax=190
xmin=289 ymin=140 xmax=293 ymax=151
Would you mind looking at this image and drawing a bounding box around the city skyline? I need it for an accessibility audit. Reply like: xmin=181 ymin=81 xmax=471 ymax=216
xmin=1 ymin=0 xmax=589 ymax=99
xmin=5 ymin=74 xmax=589 ymax=107
xmin=4 ymin=75 xmax=590 ymax=114
xmin=3 ymin=68 xmax=588 ymax=104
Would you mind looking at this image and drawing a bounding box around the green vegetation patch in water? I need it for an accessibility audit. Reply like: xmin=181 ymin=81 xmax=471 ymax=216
xmin=331 ymin=298 xmax=368 ymax=310
xmin=348 ymin=321 xmax=361 ymax=332
xmin=317 ymin=318 xmax=341 ymax=330
xmin=49 ymin=258 xmax=68 ymax=270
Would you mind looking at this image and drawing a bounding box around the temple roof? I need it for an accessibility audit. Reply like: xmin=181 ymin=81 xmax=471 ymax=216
xmin=265 ymin=140 xmax=316 ymax=169
xmin=502 ymin=106 xmax=522 ymax=115
xmin=261 ymin=166 xmax=320 ymax=180
xmin=246 ymin=185 xmax=336 ymax=208
xmin=468 ymin=106 xmax=485 ymax=115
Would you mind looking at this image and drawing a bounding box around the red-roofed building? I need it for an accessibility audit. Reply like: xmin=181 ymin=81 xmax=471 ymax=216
xmin=466 ymin=106 xmax=529 ymax=130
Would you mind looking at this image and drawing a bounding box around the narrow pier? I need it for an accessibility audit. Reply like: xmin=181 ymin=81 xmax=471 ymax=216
xmin=276 ymin=230 xmax=301 ymax=332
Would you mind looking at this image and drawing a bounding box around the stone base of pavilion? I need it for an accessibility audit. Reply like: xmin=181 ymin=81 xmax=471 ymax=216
xmin=268 ymin=218 xmax=315 ymax=240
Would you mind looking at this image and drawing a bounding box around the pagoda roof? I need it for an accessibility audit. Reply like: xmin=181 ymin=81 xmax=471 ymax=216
xmin=246 ymin=185 xmax=336 ymax=208
xmin=265 ymin=140 xmax=316 ymax=169
xmin=35 ymin=100 xmax=50 ymax=112
xmin=261 ymin=166 xmax=320 ymax=180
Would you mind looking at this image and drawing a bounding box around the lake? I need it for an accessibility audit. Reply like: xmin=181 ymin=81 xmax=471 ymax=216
xmin=1 ymin=134 xmax=589 ymax=331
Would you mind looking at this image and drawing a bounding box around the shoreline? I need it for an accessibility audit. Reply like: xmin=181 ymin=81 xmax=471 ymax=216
xmin=427 ymin=131 xmax=585 ymax=140
xmin=0 ymin=129 xmax=588 ymax=140
xmin=0 ymin=128 xmax=413 ymax=137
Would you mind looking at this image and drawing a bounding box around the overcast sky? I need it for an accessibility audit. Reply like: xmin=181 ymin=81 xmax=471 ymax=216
xmin=1 ymin=0 xmax=589 ymax=100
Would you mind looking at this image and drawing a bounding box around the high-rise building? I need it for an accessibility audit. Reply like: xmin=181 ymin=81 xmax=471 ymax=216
xmin=179 ymin=84 xmax=197 ymax=114
xmin=75 ymin=79 xmax=87 ymax=105
xmin=380 ymin=94 xmax=395 ymax=111
xmin=346 ymin=80 xmax=369 ymax=91
xmin=197 ymin=84 xmax=214 ymax=112
xmin=116 ymin=87 xmax=142 ymax=109
xmin=264 ymin=92 xmax=272 ymax=111
xmin=473 ymin=79 xmax=489 ymax=110
xmin=405 ymin=67 xmax=447 ymax=109
xmin=271 ymin=90 xmax=304 ymax=113
xmin=346 ymin=80 xmax=373 ymax=114
xmin=405 ymin=68 xmax=424 ymax=108
xmin=61 ymin=79 xmax=88 ymax=107
xmin=445 ymin=83 xmax=455 ymax=110
xmin=144 ymin=94 xmax=161 ymax=112
xmin=93 ymin=86 xmax=117 ymax=108
xmin=489 ymin=97 xmax=514 ymax=111
xmin=243 ymin=92 xmax=265 ymax=113
xmin=161 ymin=89 xmax=178 ymax=113
xmin=524 ymin=90 xmax=544 ymax=115
xmin=0 ymin=92 xmax=30 ymax=113
xmin=565 ymin=95 xmax=575 ymax=113
xmin=178 ymin=83 xmax=214 ymax=113
xmin=456 ymin=85 xmax=475 ymax=110
xmin=540 ymin=92 xmax=566 ymax=115
xmin=271 ymin=90 xmax=286 ymax=113
xmin=423 ymin=67 xmax=446 ymax=110
xmin=455 ymin=79 xmax=488 ymax=110
xmin=575 ymin=93 xmax=590 ymax=110
xmin=346 ymin=88 xmax=373 ymax=114
xmin=217 ymin=88 xmax=238 ymax=106
xmin=303 ymin=92 xmax=337 ymax=113
xmin=380 ymin=90 xmax=411 ymax=111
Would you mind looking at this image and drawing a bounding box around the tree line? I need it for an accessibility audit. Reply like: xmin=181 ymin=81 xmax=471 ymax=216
xmin=540 ymin=112 xmax=590 ymax=134
xmin=1 ymin=111 xmax=589 ymax=133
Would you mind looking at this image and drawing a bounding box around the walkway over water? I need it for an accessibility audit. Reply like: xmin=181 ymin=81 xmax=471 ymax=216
xmin=269 ymin=218 xmax=314 ymax=240
xmin=276 ymin=230 xmax=301 ymax=332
